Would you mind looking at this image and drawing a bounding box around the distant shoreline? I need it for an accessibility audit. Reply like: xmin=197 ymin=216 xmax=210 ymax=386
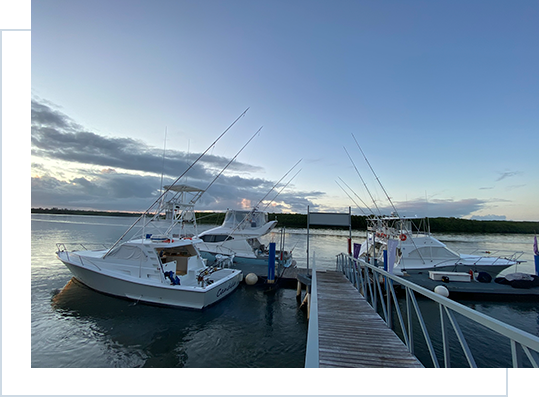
xmin=31 ymin=208 xmax=539 ymax=234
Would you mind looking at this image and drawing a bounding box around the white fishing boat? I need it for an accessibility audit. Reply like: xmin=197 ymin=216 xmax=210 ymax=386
xmin=56 ymin=236 xmax=242 ymax=310
xmin=358 ymin=216 xmax=522 ymax=279
xmin=148 ymin=184 xmax=296 ymax=277
xmin=197 ymin=209 xmax=295 ymax=277
xmin=55 ymin=113 xmax=247 ymax=309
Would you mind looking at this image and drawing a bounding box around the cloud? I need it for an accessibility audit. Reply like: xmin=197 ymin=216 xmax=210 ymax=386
xmin=30 ymin=98 xmax=320 ymax=213
xmin=495 ymin=170 xmax=520 ymax=182
xmin=397 ymin=198 xmax=489 ymax=218
xmin=31 ymin=173 xmax=162 ymax=211
xmin=347 ymin=197 xmax=493 ymax=219
xmin=505 ymin=184 xmax=526 ymax=191
xmin=31 ymin=169 xmax=322 ymax=213
xmin=470 ymin=214 xmax=507 ymax=221
xmin=31 ymin=99 xmax=262 ymax=181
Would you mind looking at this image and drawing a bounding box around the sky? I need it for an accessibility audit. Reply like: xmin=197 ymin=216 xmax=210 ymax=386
xmin=29 ymin=0 xmax=539 ymax=220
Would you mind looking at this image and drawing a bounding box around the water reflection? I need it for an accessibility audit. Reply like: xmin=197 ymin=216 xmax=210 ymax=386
xmin=48 ymin=278 xmax=307 ymax=368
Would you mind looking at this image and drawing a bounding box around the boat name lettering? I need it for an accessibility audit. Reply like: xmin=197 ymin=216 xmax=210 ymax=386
xmin=217 ymin=280 xmax=239 ymax=297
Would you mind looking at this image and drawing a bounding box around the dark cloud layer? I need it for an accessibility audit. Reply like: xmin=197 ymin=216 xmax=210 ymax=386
xmin=31 ymin=98 xmax=319 ymax=213
xmin=31 ymin=170 xmax=323 ymax=213
xmin=31 ymin=99 xmax=262 ymax=180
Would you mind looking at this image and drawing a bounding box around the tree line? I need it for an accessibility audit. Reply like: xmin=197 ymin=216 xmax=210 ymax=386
xmin=32 ymin=207 xmax=538 ymax=234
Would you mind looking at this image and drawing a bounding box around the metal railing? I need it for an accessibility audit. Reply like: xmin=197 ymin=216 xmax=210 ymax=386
xmin=56 ymin=242 xmax=109 ymax=253
xmin=56 ymin=243 xmax=104 ymax=271
xmin=304 ymin=253 xmax=319 ymax=368
xmin=337 ymin=253 xmax=539 ymax=368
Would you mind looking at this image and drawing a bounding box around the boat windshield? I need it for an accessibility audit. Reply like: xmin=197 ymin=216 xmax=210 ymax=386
xmin=407 ymin=247 xmax=459 ymax=260
xmin=222 ymin=210 xmax=267 ymax=229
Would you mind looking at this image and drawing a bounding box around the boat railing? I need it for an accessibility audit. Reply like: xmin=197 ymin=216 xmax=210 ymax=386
xmin=336 ymin=253 xmax=539 ymax=368
xmin=56 ymin=242 xmax=109 ymax=252
xmin=466 ymin=249 xmax=525 ymax=262
xmin=56 ymin=243 xmax=104 ymax=271
xmin=77 ymin=255 xmax=102 ymax=271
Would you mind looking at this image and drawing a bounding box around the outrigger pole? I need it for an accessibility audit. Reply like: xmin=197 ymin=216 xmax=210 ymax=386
xmin=253 ymin=158 xmax=302 ymax=211
xmin=262 ymin=168 xmax=302 ymax=212
xmin=103 ymin=107 xmax=250 ymax=258
xmin=218 ymin=159 xmax=303 ymax=242
xmin=343 ymin=146 xmax=382 ymax=216
xmin=351 ymin=133 xmax=400 ymax=217
xmin=335 ymin=178 xmax=371 ymax=216
xmin=190 ymin=126 xmax=263 ymax=205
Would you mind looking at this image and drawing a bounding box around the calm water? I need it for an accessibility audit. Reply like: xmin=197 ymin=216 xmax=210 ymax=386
xmin=31 ymin=214 xmax=539 ymax=368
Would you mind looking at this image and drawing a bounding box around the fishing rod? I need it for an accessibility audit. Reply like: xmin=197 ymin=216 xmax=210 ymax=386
xmin=214 ymin=159 xmax=303 ymax=246
xmin=351 ymin=133 xmax=400 ymax=217
xmin=335 ymin=179 xmax=370 ymax=216
xmin=158 ymin=126 xmax=263 ymax=236
xmin=337 ymin=176 xmax=375 ymax=216
xmin=343 ymin=146 xmax=382 ymax=216
xmin=253 ymin=159 xmax=302 ymax=211
xmin=262 ymin=168 xmax=302 ymax=212
xmin=190 ymin=126 xmax=263 ymax=204
xmin=158 ymin=126 xmax=263 ymax=237
xmin=350 ymin=134 xmax=426 ymax=266
xmin=103 ymin=107 xmax=250 ymax=257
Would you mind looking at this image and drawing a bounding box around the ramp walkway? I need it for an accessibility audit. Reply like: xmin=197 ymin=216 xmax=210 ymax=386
xmin=310 ymin=270 xmax=423 ymax=368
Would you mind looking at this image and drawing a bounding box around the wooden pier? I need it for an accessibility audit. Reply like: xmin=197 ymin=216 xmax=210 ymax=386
xmin=306 ymin=270 xmax=423 ymax=368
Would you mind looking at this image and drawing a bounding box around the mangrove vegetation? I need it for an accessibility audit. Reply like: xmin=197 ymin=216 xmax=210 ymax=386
xmin=32 ymin=208 xmax=539 ymax=234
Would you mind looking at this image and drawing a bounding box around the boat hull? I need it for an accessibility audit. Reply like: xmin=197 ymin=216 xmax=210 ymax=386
xmin=60 ymin=260 xmax=242 ymax=310
xmin=394 ymin=263 xmax=513 ymax=279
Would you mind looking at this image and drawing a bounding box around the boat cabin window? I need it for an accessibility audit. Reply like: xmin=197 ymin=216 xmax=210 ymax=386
xmin=200 ymin=235 xmax=233 ymax=243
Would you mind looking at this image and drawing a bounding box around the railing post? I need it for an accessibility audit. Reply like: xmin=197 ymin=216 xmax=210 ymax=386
xmin=372 ymin=269 xmax=378 ymax=312
xmin=511 ymin=340 xmax=523 ymax=368
xmin=386 ymin=278 xmax=393 ymax=330
xmin=406 ymin=287 xmax=414 ymax=355
xmin=440 ymin=303 xmax=451 ymax=368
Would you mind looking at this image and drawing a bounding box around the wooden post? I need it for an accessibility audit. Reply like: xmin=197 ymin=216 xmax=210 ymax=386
xmin=296 ymin=279 xmax=302 ymax=301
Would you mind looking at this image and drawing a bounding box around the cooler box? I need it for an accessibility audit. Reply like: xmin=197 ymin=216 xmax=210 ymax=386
xmin=429 ymin=271 xmax=471 ymax=282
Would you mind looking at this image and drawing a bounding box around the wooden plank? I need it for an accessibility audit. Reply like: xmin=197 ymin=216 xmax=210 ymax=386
xmin=315 ymin=270 xmax=423 ymax=368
